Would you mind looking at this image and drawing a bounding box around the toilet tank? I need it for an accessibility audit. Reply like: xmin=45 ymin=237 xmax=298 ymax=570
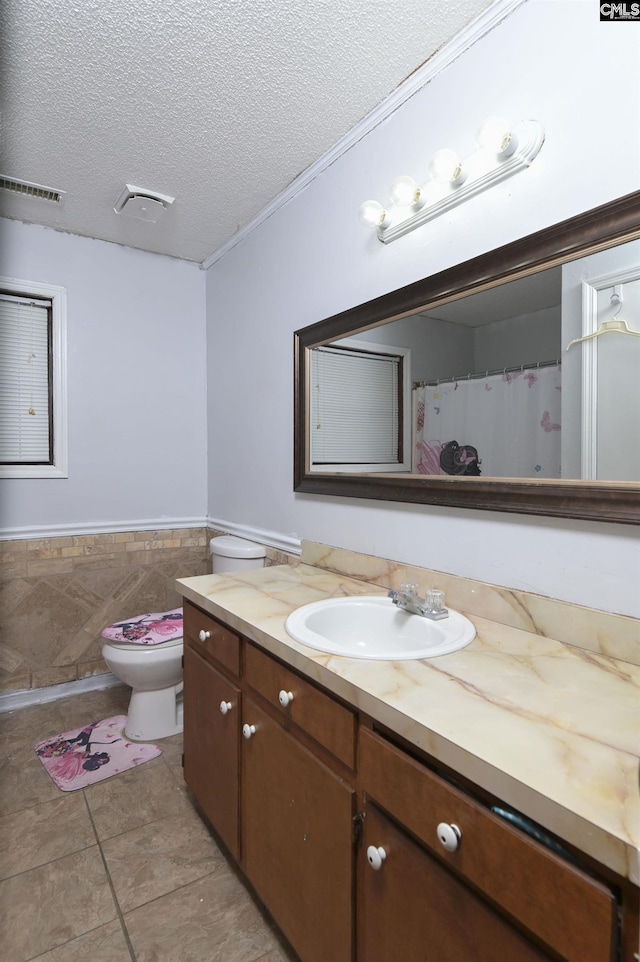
xmin=210 ymin=535 xmax=266 ymax=574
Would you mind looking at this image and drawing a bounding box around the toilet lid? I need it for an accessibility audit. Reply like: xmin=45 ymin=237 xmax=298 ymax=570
xmin=102 ymin=635 xmax=183 ymax=652
xmin=101 ymin=607 xmax=183 ymax=645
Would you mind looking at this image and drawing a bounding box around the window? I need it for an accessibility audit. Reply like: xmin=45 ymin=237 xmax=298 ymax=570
xmin=309 ymin=338 xmax=411 ymax=473
xmin=0 ymin=278 xmax=67 ymax=478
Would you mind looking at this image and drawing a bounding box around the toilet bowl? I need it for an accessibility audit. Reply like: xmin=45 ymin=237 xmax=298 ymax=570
xmin=102 ymin=538 xmax=266 ymax=742
xmin=101 ymin=611 xmax=184 ymax=742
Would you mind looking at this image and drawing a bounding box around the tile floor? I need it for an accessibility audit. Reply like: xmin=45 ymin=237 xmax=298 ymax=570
xmin=0 ymin=685 xmax=299 ymax=962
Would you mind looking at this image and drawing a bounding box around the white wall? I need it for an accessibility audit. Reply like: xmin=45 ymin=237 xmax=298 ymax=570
xmin=473 ymin=307 xmax=560 ymax=372
xmin=350 ymin=316 xmax=475 ymax=383
xmin=0 ymin=219 xmax=207 ymax=535
xmin=205 ymin=0 xmax=640 ymax=617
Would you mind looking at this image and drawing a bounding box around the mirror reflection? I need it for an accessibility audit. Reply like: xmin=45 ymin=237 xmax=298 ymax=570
xmin=310 ymin=239 xmax=640 ymax=482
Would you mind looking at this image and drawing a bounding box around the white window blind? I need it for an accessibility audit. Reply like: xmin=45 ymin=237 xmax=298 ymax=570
xmin=310 ymin=345 xmax=401 ymax=465
xmin=0 ymin=294 xmax=52 ymax=464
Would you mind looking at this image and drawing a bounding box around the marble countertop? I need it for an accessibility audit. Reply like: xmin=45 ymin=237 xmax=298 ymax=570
xmin=177 ymin=563 xmax=640 ymax=885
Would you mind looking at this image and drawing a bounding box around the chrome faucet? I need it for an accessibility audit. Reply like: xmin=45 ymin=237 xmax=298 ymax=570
xmin=388 ymin=583 xmax=449 ymax=620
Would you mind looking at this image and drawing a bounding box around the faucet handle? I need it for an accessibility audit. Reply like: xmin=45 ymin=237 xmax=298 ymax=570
xmin=425 ymin=589 xmax=446 ymax=613
xmin=400 ymin=582 xmax=420 ymax=595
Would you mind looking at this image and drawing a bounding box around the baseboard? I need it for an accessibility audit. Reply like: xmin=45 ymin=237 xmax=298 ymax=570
xmin=0 ymin=673 xmax=125 ymax=714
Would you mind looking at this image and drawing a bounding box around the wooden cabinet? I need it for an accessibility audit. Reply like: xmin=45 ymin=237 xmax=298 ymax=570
xmin=358 ymin=728 xmax=618 ymax=962
xmin=359 ymin=802 xmax=552 ymax=962
xmin=183 ymin=645 xmax=240 ymax=859
xmin=183 ymin=604 xmax=242 ymax=860
xmin=181 ymin=599 xmax=631 ymax=962
xmin=182 ymin=603 xmax=356 ymax=962
xmin=183 ymin=603 xmax=240 ymax=676
xmin=241 ymin=698 xmax=354 ymax=962
xmin=244 ymin=641 xmax=356 ymax=769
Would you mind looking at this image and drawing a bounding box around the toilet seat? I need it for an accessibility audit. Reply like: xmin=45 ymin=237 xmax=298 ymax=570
xmin=103 ymin=636 xmax=183 ymax=652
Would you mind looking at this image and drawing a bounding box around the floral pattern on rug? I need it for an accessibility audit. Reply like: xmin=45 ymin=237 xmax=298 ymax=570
xmin=34 ymin=715 xmax=162 ymax=791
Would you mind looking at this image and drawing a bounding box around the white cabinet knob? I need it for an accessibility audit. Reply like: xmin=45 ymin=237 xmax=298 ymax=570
xmin=278 ymin=689 xmax=294 ymax=707
xmin=198 ymin=629 xmax=211 ymax=642
xmin=242 ymin=723 xmax=256 ymax=740
xmin=436 ymin=822 xmax=461 ymax=852
xmin=366 ymin=845 xmax=387 ymax=871
xmin=219 ymin=701 xmax=232 ymax=715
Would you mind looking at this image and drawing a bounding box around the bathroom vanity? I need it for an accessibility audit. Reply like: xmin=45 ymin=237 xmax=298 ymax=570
xmin=177 ymin=550 xmax=640 ymax=962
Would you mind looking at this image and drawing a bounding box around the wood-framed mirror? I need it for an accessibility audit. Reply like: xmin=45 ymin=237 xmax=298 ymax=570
xmin=294 ymin=192 xmax=640 ymax=523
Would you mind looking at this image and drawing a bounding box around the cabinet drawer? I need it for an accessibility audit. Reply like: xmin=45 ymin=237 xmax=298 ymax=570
xmin=359 ymin=728 xmax=616 ymax=962
xmin=244 ymin=642 xmax=356 ymax=770
xmin=183 ymin=601 xmax=240 ymax=676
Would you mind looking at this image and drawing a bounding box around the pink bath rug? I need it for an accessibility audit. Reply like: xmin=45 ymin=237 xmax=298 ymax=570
xmin=34 ymin=715 xmax=162 ymax=791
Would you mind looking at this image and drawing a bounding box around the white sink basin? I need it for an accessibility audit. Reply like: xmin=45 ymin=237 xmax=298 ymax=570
xmin=285 ymin=595 xmax=476 ymax=660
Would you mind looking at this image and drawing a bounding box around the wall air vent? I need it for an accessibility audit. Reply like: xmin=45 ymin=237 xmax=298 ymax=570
xmin=0 ymin=176 xmax=65 ymax=203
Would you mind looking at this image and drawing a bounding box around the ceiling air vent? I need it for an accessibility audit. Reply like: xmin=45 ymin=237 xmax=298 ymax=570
xmin=114 ymin=184 xmax=174 ymax=223
xmin=0 ymin=176 xmax=65 ymax=203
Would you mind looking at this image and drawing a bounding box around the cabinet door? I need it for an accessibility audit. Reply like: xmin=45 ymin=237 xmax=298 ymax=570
xmin=242 ymin=699 xmax=354 ymax=962
xmin=183 ymin=643 xmax=240 ymax=859
xmin=358 ymin=803 xmax=553 ymax=962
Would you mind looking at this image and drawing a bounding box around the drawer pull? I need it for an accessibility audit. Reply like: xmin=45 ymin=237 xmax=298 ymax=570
xmin=278 ymin=689 xmax=294 ymax=707
xmin=366 ymin=845 xmax=387 ymax=871
xmin=242 ymin=723 xmax=256 ymax=740
xmin=219 ymin=701 xmax=232 ymax=715
xmin=198 ymin=629 xmax=211 ymax=642
xmin=437 ymin=822 xmax=461 ymax=853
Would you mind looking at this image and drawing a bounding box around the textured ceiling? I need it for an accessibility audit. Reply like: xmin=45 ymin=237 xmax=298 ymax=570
xmin=0 ymin=0 xmax=494 ymax=264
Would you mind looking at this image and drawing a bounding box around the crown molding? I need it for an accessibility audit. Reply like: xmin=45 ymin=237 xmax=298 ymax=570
xmin=200 ymin=0 xmax=526 ymax=270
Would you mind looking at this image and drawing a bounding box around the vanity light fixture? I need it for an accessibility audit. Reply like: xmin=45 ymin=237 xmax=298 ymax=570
xmin=359 ymin=116 xmax=544 ymax=243
xmin=428 ymin=148 xmax=467 ymax=186
xmin=389 ymin=175 xmax=425 ymax=209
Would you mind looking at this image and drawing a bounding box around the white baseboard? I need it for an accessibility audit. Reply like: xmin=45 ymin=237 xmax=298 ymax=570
xmin=0 ymin=673 xmax=125 ymax=714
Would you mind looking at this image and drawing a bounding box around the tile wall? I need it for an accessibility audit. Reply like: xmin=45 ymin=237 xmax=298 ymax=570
xmin=0 ymin=526 xmax=298 ymax=696
xmin=0 ymin=528 xmax=210 ymax=694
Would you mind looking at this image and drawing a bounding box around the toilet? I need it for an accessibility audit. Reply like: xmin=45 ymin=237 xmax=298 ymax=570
xmin=101 ymin=535 xmax=266 ymax=741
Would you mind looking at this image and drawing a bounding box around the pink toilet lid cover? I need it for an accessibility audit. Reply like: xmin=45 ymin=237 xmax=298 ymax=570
xmin=101 ymin=608 xmax=183 ymax=645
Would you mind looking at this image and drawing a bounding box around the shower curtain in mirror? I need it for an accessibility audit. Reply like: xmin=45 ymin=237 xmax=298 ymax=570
xmin=413 ymin=364 xmax=561 ymax=478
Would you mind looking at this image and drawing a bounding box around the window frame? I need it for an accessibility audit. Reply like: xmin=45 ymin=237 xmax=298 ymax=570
xmin=309 ymin=337 xmax=412 ymax=474
xmin=0 ymin=277 xmax=68 ymax=479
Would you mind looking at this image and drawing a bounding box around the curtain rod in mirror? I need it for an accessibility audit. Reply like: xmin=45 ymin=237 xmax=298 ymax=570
xmin=294 ymin=191 xmax=640 ymax=524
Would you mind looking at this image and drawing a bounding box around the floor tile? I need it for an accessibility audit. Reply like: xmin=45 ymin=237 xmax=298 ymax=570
xmin=0 ymin=701 xmax=68 ymax=742
xmin=55 ymin=686 xmax=131 ymax=729
xmin=0 ymin=792 xmax=95 ymax=880
xmin=27 ymin=918 xmax=133 ymax=962
xmin=0 ymin=742 xmax=63 ymax=816
xmin=102 ymin=810 xmax=229 ymax=913
xmin=124 ymin=872 xmax=287 ymax=962
xmin=85 ymin=758 xmax=192 ymax=841
xmin=0 ymin=846 xmax=117 ymax=962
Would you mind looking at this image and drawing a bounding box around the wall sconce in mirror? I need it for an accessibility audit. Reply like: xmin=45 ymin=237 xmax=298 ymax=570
xmin=359 ymin=117 xmax=545 ymax=244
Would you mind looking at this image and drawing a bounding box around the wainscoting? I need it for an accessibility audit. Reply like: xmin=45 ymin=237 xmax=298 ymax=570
xmin=0 ymin=527 xmax=211 ymax=695
xmin=0 ymin=522 xmax=300 ymax=697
